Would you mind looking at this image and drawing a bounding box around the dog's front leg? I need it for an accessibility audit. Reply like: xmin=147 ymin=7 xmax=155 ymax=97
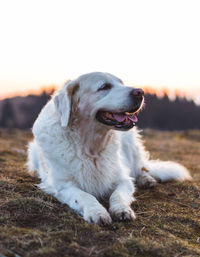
xmin=57 ymin=184 xmax=112 ymax=225
xmin=109 ymin=179 xmax=136 ymax=221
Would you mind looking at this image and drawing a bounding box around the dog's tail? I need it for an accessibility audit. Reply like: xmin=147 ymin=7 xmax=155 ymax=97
xmin=144 ymin=160 xmax=192 ymax=182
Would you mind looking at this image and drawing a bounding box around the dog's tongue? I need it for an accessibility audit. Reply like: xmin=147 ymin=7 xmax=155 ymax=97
xmin=113 ymin=113 xmax=138 ymax=123
xmin=113 ymin=114 xmax=126 ymax=122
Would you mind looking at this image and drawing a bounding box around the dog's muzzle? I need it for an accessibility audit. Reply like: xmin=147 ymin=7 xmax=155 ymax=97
xmin=96 ymin=88 xmax=144 ymax=131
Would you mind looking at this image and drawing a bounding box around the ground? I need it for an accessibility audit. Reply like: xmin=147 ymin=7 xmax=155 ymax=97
xmin=0 ymin=129 xmax=199 ymax=257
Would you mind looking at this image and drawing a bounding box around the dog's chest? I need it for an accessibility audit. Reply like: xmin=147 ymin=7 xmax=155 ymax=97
xmin=75 ymin=155 xmax=119 ymax=197
xmin=45 ymin=128 xmax=122 ymax=197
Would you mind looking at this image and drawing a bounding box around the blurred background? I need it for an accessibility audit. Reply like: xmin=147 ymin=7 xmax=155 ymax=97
xmin=0 ymin=0 xmax=200 ymax=130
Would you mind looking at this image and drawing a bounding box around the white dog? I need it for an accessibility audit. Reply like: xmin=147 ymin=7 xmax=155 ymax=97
xmin=27 ymin=72 xmax=191 ymax=225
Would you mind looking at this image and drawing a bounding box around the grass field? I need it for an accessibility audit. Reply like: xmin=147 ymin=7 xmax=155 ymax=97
xmin=0 ymin=129 xmax=199 ymax=257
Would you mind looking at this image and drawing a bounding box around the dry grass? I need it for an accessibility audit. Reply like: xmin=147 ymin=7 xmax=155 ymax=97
xmin=0 ymin=129 xmax=199 ymax=257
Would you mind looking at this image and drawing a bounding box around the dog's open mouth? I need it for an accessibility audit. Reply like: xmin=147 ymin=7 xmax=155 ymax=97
xmin=96 ymin=110 xmax=139 ymax=130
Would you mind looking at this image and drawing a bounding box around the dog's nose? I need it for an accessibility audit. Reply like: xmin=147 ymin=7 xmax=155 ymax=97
xmin=131 ymin=88 xmax=144 ymax=97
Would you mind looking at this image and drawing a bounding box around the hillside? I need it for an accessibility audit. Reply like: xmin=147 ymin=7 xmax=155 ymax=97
xmin=0 ymin=129 xmax=200 ymax=257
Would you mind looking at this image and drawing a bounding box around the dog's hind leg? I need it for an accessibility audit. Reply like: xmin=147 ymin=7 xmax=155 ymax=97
xmin=121 ymin=129 xmax=191 ymax=187
xmin=136 ymin=169 xmax=157 ymax=188
xmin=121 ymin=129 xmax=157 ymax=188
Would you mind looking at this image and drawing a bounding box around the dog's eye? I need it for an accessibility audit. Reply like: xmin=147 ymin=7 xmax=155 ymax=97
xmin=98 ymin=83 xmax=112 ymax=91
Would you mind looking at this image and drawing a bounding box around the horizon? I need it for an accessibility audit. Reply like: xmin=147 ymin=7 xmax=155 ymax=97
xmin=0 ymin=0 xmax=200 ymax=103
xmin=1 ymin=83 xmax=199 ymax=106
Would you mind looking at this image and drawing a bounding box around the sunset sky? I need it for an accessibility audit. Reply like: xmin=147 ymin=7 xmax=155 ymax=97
xmin=0 ymin=0 xmax=200 ymax=103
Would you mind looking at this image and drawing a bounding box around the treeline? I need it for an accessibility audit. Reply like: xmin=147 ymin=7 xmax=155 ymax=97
xmin=0 ymin=91 xmax=51 ymax=129
xmin=0 ymin=90 xmax=200 ymax=130
xmin=139 ymin=93 xmax=200 ymax=130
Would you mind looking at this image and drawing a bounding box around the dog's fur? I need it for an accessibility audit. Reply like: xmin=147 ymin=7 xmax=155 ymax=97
xmin=27 ymin=72 xmax=191 ymax=225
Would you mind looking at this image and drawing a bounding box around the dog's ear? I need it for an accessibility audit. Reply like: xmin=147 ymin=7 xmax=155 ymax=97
xmin=54 ymin=80 xmax=79 ymax=127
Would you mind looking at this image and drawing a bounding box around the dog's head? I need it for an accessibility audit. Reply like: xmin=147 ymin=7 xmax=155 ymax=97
xmin=54 ymin=72 xmax=144 ymax=131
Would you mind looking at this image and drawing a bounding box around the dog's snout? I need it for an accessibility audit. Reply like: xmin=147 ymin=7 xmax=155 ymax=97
xmin=131 ymin=88 xmax=144 ymax=98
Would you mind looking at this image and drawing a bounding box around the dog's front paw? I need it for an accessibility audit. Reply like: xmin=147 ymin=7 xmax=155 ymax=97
xmin=109 ymin=205 xmax=136 ymax=221
xmin=84 ymin=206 xmax=112 ymax=225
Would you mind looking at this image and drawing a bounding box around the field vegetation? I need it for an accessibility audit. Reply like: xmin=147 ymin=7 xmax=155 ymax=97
xmin=0 ymin=129 xmax=199 ymax=257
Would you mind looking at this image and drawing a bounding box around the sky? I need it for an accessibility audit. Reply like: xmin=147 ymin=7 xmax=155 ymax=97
xmin=0 ymin=0 xmax=200 ymax=103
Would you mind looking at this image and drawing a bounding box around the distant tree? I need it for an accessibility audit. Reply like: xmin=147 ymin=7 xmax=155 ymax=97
xmin=19 ymin=92 xmax=50 ymax=128
xmin=138 ymin=93 xmax=200 ymax=130
xmin=0 ymin=99 xmax=15 ymax=127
